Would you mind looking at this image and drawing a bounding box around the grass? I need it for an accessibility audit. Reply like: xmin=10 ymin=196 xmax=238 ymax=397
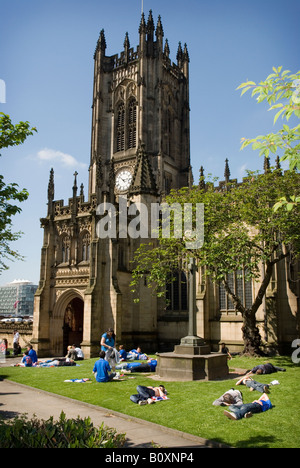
xmin=0 ymin=355 xmax=299 ymax=448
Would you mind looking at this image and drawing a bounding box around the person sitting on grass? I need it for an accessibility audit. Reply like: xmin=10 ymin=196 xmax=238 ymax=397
xmin=26 ymin=344 xmax=38 ymax=364
xmin=93 ymin=350 xmax=116 ymax=383
xmin=14 ymin=351 xmax=32 ymax=367
xmin=220 ymin=342 xmax=232 ymax=360
xmin=73 ymin=345 xmax=84 ymax=360
xmin=223 ymin=393 xmax=272 ymax=420
xmin=118 ymin=345 xmax=127 ymax=361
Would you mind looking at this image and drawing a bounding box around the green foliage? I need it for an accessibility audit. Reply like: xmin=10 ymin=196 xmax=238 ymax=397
xmin=237 ymin=67 xmax=300 ymax=172
xmin=0 ymin=113 xmax=37 ymax=271
xmin=132 ymin=170 xmax=300 ymax=304
xmin=131 ymin=169 xmax=300 ymax=354
xmin=0 ymin=112 xmax=37 ymax=151
xmin=0 ymin=411 xmax=125 ymax=448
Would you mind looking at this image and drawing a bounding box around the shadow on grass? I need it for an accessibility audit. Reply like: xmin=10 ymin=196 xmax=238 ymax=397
xmin=234 ymin=434 xmax=279 ymax=448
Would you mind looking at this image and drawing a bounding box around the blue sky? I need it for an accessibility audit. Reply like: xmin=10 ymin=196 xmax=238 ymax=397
xmin=0 ymin=0 xmax=299 ymax=285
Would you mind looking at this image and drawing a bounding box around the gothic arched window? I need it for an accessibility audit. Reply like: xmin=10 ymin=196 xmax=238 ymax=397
xmin=115 ymin=97 xmax=137 ymax=152
xmin=116 ymin=102 xmax=125 ymax=152
xmin=219 ymin=269 xmax=253 ymax=314
xmin=128 ymin=98 xmax=137 ymax=149
xmin=166 ymin=271 xmax=188 ymax=312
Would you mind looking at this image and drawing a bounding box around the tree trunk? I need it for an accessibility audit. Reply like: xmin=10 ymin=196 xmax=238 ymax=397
xmin=242 ymin=310 xmax=263 ymax=356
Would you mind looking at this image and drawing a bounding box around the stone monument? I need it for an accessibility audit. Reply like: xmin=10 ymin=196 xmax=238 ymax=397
xmin=157 ymin=258 xmax=229 ymax=381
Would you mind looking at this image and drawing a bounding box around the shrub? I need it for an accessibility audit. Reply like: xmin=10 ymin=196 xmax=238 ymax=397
xmin=0 ymin=411 xmax=126 ymax=448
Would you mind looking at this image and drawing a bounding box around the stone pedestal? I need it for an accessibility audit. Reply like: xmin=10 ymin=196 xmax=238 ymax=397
xmin=174 ymin=335 xmax=211 ymax=355
xmin=157 ymin=352 xmax=229 ymax=381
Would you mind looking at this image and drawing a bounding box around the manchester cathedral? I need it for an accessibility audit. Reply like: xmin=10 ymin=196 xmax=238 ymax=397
xmin=32 ymin=11 xmax=299 ymax=358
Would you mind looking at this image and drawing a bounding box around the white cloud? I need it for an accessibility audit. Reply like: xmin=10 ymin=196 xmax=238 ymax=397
xmin=37 ymin=148 xmax=86 ymax=168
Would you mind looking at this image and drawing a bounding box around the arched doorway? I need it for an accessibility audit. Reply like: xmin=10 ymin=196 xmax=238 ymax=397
xmin=62 ymin=297 xmax=84 ymax=355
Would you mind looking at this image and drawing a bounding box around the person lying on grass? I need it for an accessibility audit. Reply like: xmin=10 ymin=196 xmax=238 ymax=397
xmin=130 ymin=385 xmax=167 ymax=405
xmin=223 ymin=393 xmax=272 ymax=420
xmin=235 ymin=376 xmax=274 ymax=394
xmin=242 ymin=362 xmax=286 ymax=378
xmin=213 ymin=388 xmax=243 ymax=406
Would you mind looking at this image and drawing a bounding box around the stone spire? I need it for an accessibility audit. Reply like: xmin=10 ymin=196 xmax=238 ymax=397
xmin=264 ymin=155 xmax=270 ymax=173
xmin=94 ymin=29 xmax=106 ymax=58
xmin=199 ymin=166 xmax=205 ymax=190
xmin=48 ymin=168 xmax=54 ymax=203
xmin=146 ymin=10 xmax=155 ymax=56
xmin=124 ymin=31 xmax=130 ymax=49
xmin=80 ymin=183 xmax=84 ymax=199
xmin=139 ymin=12 xmax=146 ymax=34
xmin=124 ymin=32 xmax=130 ymax=63
xmin=224 ymin=158 xmax=231 ymax=183
xmin=164 ymin=38 xmax=170 ymax=58
xmin=72 ymin=171 xmax=78 ymax=219
xmin=176 ymin=42 xmax=183 ymax=67
xmin=72 ymin=171 xmax=78 ymax=198
xmin=156 ymin=15 xmax=164 ymax=38
xmin=129 ymin=141 xmax=158 ymax=196
xmin=183 ymin=43 xmax=189 ymax=63
xmin=155 ymin=15 xmax=164 ymax=53
xmin=47 ymin=168 xmax=54 ymax=216
xmin=147 ymin=9 xmax=155 ymax=39
xmin=275 ymin=155 xmax=282 ymax=174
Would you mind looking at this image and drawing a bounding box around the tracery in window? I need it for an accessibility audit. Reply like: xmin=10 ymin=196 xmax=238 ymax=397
xmin=116 ymin=103 xmax=125 ymax=152
xmin=128 ymin=98 xmax=137 ymax=149
xmin=115 ymin=97 xmax=137 ymax=152
xmin=166 ymin=271 xmax=188 ymax=312
xmin=219 ymin=269 xmax=252 ymax=313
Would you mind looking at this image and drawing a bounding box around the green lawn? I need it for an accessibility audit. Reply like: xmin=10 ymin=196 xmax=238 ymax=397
xmin=1 ymin=355 xmax=299 ymax=448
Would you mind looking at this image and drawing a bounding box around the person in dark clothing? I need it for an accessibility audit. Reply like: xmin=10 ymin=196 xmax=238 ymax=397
xmin=244 ymin=362 xmax=286 ymax=377
xmin=130 ymin=385 xmax=167 ymax=405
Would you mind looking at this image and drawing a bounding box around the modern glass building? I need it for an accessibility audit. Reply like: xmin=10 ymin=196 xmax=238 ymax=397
xmin=0 ymin=280 xmax=38 ymax=317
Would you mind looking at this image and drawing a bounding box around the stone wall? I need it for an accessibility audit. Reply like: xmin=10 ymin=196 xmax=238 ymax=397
xmin=0 ymin=323 xmax=33 ymax=349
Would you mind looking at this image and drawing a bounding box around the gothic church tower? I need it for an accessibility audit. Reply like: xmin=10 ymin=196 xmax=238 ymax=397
xmin=32 ymin=11 xmax=191 ymax=358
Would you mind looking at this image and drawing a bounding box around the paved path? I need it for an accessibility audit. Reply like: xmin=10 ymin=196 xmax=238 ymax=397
xmin=0 ymin=377 xmax=227 ymax=449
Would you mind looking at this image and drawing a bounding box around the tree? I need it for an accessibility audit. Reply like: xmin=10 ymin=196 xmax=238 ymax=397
xmin=237 ymin=66 xmax=300 ymax=210
xmin=131 ymin=169 xmax=300 ymax=356
xmin=0 ymin=113 xmax=37 ymax=272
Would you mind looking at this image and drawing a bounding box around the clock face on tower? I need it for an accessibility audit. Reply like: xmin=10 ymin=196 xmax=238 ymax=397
xmin=115 ymin=169 xmax=133 ymax=192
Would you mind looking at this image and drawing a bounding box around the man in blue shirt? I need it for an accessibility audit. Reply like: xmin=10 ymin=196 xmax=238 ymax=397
xmin=118 ymin=345 xmax=127 ymax=361
xmin=27 ymin=344 xmax=38 ymax=364
xmin=21 ymin=351 xmax=32 ymax=367
xmin=223 ymin=393 xmax=272 ymax=420
xmin=93 ymin=351 xmax=116 ymax=382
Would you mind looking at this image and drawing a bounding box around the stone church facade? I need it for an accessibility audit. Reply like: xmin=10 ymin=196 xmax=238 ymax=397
xmin=32 ymin=11 xmax=299 ymax=358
